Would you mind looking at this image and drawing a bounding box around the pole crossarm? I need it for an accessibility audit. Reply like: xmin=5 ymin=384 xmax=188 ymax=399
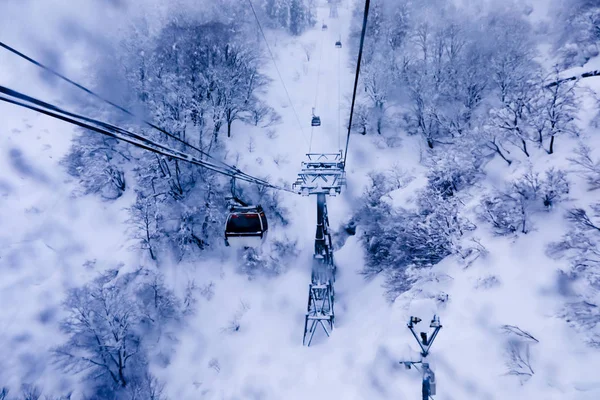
xmin=407 ymin=315 xmax=442 ymax=357
xmin=294 ymin=152 xmax=346 ymax=196
xmin=400 ymin=315 xmax=442 ymax=399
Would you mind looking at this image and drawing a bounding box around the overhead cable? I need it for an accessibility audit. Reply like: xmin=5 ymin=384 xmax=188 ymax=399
xmin=0 ymin=41 xmax=236 ymax=171
xmin=0 ymin=87 xmax=295 ymax=193
xmin=245 ymin=0 xmax=310 ymax=147
xmin=343 ymin=0 xmax=370 ymax=171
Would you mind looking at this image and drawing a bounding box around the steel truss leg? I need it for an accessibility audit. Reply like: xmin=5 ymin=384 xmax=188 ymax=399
xmin=302 ymin=281 xmax=335 ymax=346
xmin=303 ymin=194 xmax=337 ymax=346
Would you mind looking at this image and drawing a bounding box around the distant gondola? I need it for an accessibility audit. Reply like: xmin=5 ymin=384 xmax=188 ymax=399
xmin=322 ymin=23 xmax=328 ymax=31
xmin=311 ymin=115 xmax=321 ymax=127
xmin=335 ymin=40 xmax=342 ymax=48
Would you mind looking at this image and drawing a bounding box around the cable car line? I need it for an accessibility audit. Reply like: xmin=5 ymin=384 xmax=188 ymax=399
xmin=337 ymin=27 xmax=342 ymax=151
xmin=300 ymin=0 xmax=371 ymax=345
xmin=3 ymin=0 xmax=373 ymax=344
xmin=0 ymin=92 xmax=265 ymax=188
xmin=245 ymin=0 xmax=310 ymax=148
xmin=0 ymin=41 xmax=236 ymax=173
xmin=313 ymin=28 xmax=326 ymax=117
xmin=343 ymin=0 xmax=370 ymax=171
xmin=338 ymin=45 xmax=342 ymax=151
xmin=0 ymin=87 xmax=295 ymax=193
xmin=1 ymin=0 xmax=373 ymax=268
xmin=0 ymin=85 xmax=244 ymax=178
xmin=0 ymin=94 xmax=225 ymax=175
xmin=309 ymin=22 xmax=327 ymax=152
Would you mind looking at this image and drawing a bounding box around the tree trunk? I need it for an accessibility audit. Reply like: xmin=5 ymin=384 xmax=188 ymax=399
xmin=520 ymin=202 xmax=528 ymax=234
xmin=548 ymin=135 xmax=555 ymax=154
xmin=174 ymin=160 xmax=183 ymax=195
xmin=490 ymin=140 xmax=512 ymax=165
xmin=213 ymin=122 xmax=221 ymax=143
xmin=148 ymin=244 xmax=156 ymax=261
xmin=427 ymin=138 xmax=434 ymax=149
xmin=146 ymin=219 xmax=156 ymax=261
xmin=227 ymin=120 xmax=232 ymax=138
xmin=521 ymin=139 xmax=530 ymax=157
xmin=118 ymin=354 xmax=127 ymax=387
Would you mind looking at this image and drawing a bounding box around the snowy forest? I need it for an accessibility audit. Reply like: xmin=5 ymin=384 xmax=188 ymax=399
xmin=2 ymin=0 xmax=600 ymax=398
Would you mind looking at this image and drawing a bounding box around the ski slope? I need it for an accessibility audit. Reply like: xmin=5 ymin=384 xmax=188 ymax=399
xmin=1 ymin=0 xmax=600 ymax=399
xmin=159 ymin=2 xmax=600 ymax=399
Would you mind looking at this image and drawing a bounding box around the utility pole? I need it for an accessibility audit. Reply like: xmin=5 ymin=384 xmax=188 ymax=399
xmin=399 ymin=315 xmax=442 ymax=399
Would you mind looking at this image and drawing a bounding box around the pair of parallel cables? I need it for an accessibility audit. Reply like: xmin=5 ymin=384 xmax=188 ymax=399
xmin=0 ymin=0 xmax=370 ymax=187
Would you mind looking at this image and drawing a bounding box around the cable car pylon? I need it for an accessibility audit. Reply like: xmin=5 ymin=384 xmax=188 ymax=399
xmin=294 ymin=152 xmax=345 ymax=346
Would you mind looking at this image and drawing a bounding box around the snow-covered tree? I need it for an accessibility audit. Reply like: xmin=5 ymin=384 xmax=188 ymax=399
xmin=56 ymin=272 xmax=145 ymax=391
xmin=264 ymin=0 xmax=315 ymax=35
xmin=289 ymin=0 xmax=306 ymax=35
xmin=145 ymin=21 xmax=270 ymax=140
xmin=570 ymin=144 xmax=600 ymax=190
xmin=485 ymin=13 xmax=540 ymax=157
xmin=62 ymin=17 xmax=286 ymax=261
xmin=62 ymin=133 xmax=129 ymax=200
xmin=479 ymin=168 xmax=569 ymax=235
xmin=55 ymin=269 xmax=177 ymax=398
xmin=502 ymin=325 xmax=539 ymax=383
xmin=554 ymin=0 xmax=600 ymax=67
xmin=539 ymin=68 xmax=579 ymax=153
xmin=426 ymin=148 xmax=482 ymax=198
xmin=548 ymin=205 xmax=600 ymax=346
xmin=356 ymin=171 xmax=474 ymax=297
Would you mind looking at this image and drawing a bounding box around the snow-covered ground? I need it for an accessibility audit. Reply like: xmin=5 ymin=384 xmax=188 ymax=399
xmin=2 ymin=0 xmax=600 ymax=399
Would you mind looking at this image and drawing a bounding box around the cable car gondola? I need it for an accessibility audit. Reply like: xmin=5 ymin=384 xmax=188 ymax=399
xmin=224 ymin=205 xmax=268 ymax=248
xmin=335 ymin=40 xmax=342 ymax=48
xmin=322 ymin=23 xmax=328 ymax=31
xmin=311 ymin=107 xmax=321 ymax=127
